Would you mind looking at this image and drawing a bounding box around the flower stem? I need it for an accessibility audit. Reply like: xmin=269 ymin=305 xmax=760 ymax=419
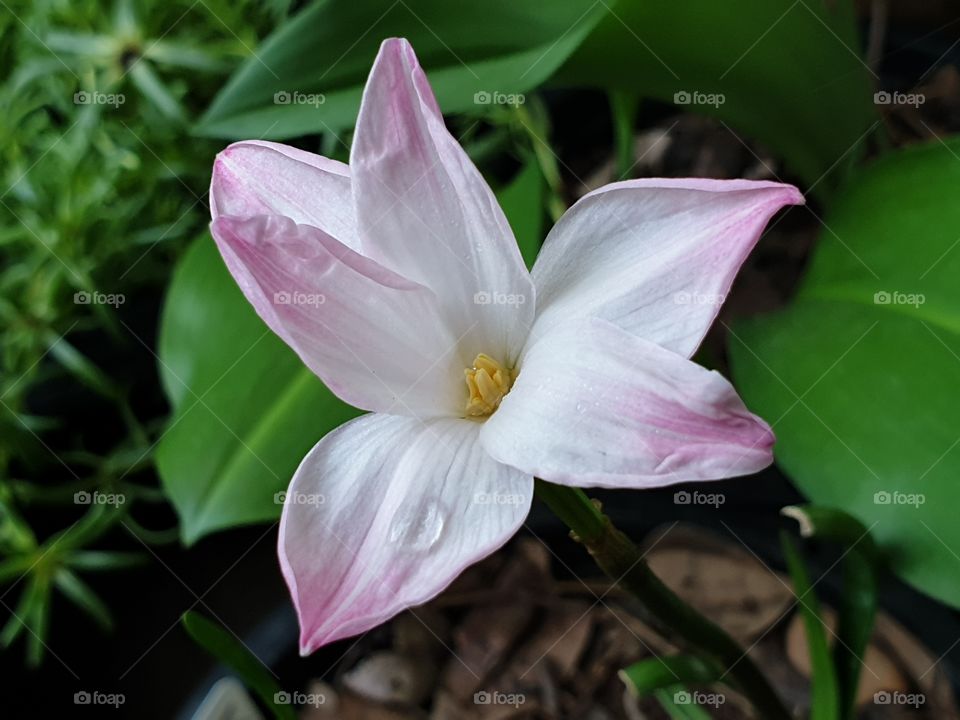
xmin=534 ymin=479 xmax=792 ymax=720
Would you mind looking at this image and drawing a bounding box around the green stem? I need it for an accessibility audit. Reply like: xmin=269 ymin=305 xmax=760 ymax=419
xmin=534 ymin=479 xmax=792 ymax=720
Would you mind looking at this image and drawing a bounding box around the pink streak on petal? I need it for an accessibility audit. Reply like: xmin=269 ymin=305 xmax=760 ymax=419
xmin=481 ymin=317 xmax=774 ymax=488
xmin=210 ymin=214 xmax=463 ymax=416
xmin=350 ymin=38 xmax=535 ymax=365
xmin=210 ymin=140 xmax=357 ymax=249
xmin=278 ymin=413 xmax=533 ymax=654
xmin=530 ymin=178 xmax=803 ymax=357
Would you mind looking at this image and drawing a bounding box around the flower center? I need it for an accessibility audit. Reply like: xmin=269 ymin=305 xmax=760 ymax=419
xmin=463 ymin=353 xmax=514 ymax=418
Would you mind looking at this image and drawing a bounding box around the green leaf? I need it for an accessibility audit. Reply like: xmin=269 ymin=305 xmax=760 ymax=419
xmin=619 ymin=655 xmax=720 ymax=697
xmin=781 ymin=532 xmax=839 ymax=720
xmin=50 ymin=504 xmax=123 ymax=551
xmin=142 ymin=41 xmax=232 ymax=73
xmin=45 ymin=334 xmax=118 ymax=399
xmin=495 ymin=157 xmax=544 ymax=269
xmin=783 ymin=506 xmax=880 ymax=720
xmin=729 ymin=138 xmax=960 ymax=607
xmin=181 ymin=611 xmax=295 ymax=720
xmin=155 ymin=236 xmax=360 ymax=544
xmin=25 ymin=577 xmax=50 ymax=668
xmin=0 ymin=576 xmax=41 ymax=648
xmin=0 ymin=556 xmax=35 ymax=584
xmin=609 ymin=89 xmax=640 ymax=180
xmin=194 ymin=0 xmax=605 ymax=139
xmin=44 ymin=31 xmax=119 ymax=58
xmin=65 ymin=550 xmax=146 ymax=571
xmin=653 ymin=689 xmax=713 ymax=720
xmin=54 ymin=569 xmax=113 ymax=631
xmin=128 ymin=61 xmax=187 ymax=124
xmin=557 ymin=0 xmax=877 ymax=189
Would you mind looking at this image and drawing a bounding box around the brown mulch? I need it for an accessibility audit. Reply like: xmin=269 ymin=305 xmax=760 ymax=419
xmin=300 ymin=525 xmax=957 ymax=720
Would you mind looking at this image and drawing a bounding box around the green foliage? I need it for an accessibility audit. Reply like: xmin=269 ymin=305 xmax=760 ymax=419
xmin=783 ymin=506 xmax=880 ymax=720
xmin=4 ymin=0 xmax=960 ymax=693
xmin=781 ymin=531 xmax=839 ymax=720
xmin=182 ymin=611 xmax=296 ymax=720
xmin=0 ymin=495 xmax=145 ymax=666
xmin=620 ymin=655 xmax=721 ymax=697
xmin=557 ymin=0 xmax=877 ymax=189
xmin=730 ymin=138 xmax=960 ymax=607
xmin=195 ymin=0 xmax=607 ymax=139
xmin=0 ymin=0 xmax=279 ymax=663
xmin=495 ymin=156 xmax=545 ymax=270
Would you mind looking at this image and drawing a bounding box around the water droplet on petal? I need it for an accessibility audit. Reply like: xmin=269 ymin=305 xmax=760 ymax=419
xmin=388 ymin=500 xmax=445 ymax=550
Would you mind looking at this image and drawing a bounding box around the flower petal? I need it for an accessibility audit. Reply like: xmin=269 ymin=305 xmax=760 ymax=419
xmin=211 ymin=214 xmax=466 ymax=416
xmin=211 ymin=140 xmax=358 ymax=249
xmin=350 ymin=38 xmax=534 ymax=365
xmin=481 ymin=317 xmax=774 ymax=488
xmin=280 ymin=413 xmax=533 ymax=653
xmin=530 ymin=178 xmax=803 ymax=357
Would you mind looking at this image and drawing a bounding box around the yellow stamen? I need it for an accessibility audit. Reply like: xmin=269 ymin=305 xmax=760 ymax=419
xmin=464 ymin=353 xmax=513 ymax=418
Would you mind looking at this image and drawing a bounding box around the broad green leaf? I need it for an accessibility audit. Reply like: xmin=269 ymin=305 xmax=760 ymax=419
xmin=181 ymin=611 xmax=295 ymax=720
xmin=781 ymin=532 xmax=839 ymax=720
xmin=557 ymin=0 xmax=876 ymax=188
xmin=783 ymin=505 xmax=879 ymax=720
xmin=194 ymin=0 xmax=605 ymax=139
xmin=729 ymin=138 xmax=960 ymax=607
xmin=495 ymin=157 xmax=544 ymax=269
xmin=155 ymin=236 xmax=359 ymax=544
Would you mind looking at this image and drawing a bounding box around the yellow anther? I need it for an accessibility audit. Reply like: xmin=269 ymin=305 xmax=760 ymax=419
xmin=464 ymin=353 xmax=513 ymax=418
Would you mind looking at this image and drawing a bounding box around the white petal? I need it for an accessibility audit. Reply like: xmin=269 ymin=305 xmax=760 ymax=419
xmin=279 ymin=414 xmax=533 ymax=653
xmin=212 ymin=215 xmax=465 ymax=416
xmin=351 ymin=38 xmax=535 ymax=365
xmin=530 ymin=178 xmax=803 ymax=356
xmin=211 ymin=140 xmax=358 ymax=249
xmin=481 ymin=318 xmax=774 ymax=488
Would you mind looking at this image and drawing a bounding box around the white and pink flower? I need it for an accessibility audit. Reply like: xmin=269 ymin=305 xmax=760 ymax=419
xmin=209 ymin=38 xmax=803 ymax=654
